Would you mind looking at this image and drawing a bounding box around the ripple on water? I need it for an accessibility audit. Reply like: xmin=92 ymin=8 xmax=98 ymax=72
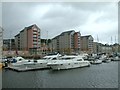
xmin=2 ymin=61 xmax=118 ymax=88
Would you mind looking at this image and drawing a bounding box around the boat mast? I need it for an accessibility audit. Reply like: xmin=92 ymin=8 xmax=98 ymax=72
xmin=111 ymin=36 xmax=113 ymax=45
xmin=46 ymin=31 xmax=48 ymax=54
xmin=9 ymin=30 xmax=12 ymax=55
xmin=97 ymin=35 xmax=99 ymax=54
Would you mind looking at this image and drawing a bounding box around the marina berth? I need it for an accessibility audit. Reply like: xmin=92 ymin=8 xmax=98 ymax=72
xmin=47 ymin=55 xmax=91 ymax=70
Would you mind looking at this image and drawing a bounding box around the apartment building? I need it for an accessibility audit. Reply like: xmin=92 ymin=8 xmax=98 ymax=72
xmin=100 ymin=44 xmax=112 ymax=53
xmin=3 ymin=39 xmax=15 ymax=51
xmin=74 ymin=32 xmax=81 ymax=53
xmin=93 ymin=42 xmax=103 ymax=54
xmin=59 ymin=30 xmax=75 ymax=54
xmin=15 ymin=24 xmax=41 ymax=52
xmin=81 ymin=35 xmax=94 ymax=54
xmin=50 ymin=30 xmax=81 ymax=54
xmin=15 ymin=34 xmax=20 ymax=50
xmin=112 ymin=43 xmax=119 ymax=53
xmin=51 ymin=36 xmax=59 ymax=53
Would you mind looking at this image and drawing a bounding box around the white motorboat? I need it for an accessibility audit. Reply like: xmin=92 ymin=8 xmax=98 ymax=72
xmin=47 ymin=55 xmax=91 ymax=70
xmin=11 ymin=54 xmax=61 ymax=69
xmin=32 ymin=54 xmax=61 ymax=68
xmin=102 ymin=58 xmax=111 ymax=63
xmin=91 ymin=59 xmax=102 ymax=64
xmin=112 ymin=56 xmax=120 ymax=61
xmin=10 ymin=57 xmax=33 ymax=66
xmin=99 ymin=54 xmax=107 ymax=61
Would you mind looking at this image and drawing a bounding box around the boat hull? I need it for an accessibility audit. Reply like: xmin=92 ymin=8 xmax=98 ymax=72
xmin=48 ymin=61 xmax=90 ymax=70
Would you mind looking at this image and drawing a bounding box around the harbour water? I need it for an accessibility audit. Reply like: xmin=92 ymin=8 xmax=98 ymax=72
xmin=2 ymin=61 xmax=118 ymax=88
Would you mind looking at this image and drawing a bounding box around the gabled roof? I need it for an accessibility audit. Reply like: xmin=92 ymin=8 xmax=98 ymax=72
xmin=15 ymin=33 xmax=20 ymax=37
xmin=60 ymin=30 xmax=75 ymax=35
xmin=26 ymin=24 xmax=40 ymax=30
xmin=20 ymin=24 xmax=40 ymax=32
xmin=81 ymin=35 xmax=92 ymax=38
xmin=14 ymin=24 xmax=40 ymax=37
xmin=52 ymin=35 xmax=60 ymax=40
xmin=52 ymin=30 xmax=75 ymax=40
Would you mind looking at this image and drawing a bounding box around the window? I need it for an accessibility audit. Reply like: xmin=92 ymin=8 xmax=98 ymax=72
xmin=74 ymin=63 xmax=78 ymax=64
xmin=34 ymin=60 xmax=37 ymax=63
xmin=77 ymin=59 xmax=82 ymax=61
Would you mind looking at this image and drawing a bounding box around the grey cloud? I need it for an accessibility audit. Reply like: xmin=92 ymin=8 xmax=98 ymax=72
xmin=2 ymin=2 xmax=118 ymax=44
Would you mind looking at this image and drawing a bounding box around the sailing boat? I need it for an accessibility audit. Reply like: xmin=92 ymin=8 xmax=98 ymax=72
xmin=91 ymin=35 xmax=102 ymax=64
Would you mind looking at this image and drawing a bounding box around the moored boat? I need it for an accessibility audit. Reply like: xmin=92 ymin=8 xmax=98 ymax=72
xmin=91 ymin=59 xmax=102 ymax=64
xmin=47 ymin=55 xmax=91 ymax=70
xmin=10 ymin=54 xmax=61 ymax=69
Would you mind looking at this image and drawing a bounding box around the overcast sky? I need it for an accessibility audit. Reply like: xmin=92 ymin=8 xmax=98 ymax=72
xmin=2 ymin=2 xmax=118 ymax=44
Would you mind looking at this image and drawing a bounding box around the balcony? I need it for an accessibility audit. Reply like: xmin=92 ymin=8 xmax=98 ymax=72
xmin=33 ymin=32 xmax=37 ymax=34
xmin=33 ymin=42 xmax=37 ymax=44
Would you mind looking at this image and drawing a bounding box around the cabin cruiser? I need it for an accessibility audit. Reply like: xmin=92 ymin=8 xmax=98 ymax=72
xmin=91 ymin=59 xmax=102 ymax=64
xmin=10 ymin=57 xmax=34 ymax=66
xmin=32 ymin=54 xmax=61 ymax=68
xmin=47 ymin=55 xmax=91 ymax=70
xmin=102 ymin=58 xmax=111 ymax=63
xmin=99 ymin=54 xmax=111 ymax=63
xmin=11 ymin=54 xmax=61 ymax=68
xmin=112 ymin=56 xmax=120 ymax=61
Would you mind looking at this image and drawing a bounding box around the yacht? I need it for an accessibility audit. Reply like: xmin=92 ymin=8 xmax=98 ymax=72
xmin=10 ymin=54 xmax=61 ymax=69
xmin=47 ymin=55 xmax=91 ymax=70
xmin=32 ymin=54 xmax=61 ymax=68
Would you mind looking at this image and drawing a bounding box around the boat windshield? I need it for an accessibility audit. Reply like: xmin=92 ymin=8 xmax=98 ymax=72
xmin=61 ymin=57 xmax=75 ymax=60
xmin=77 ymin=59 xmax=82 ymax=61
xmin=42 ymin=57 xmax=58 ymax=60
xmin=51 ymin=57 xmax=57 ymax=60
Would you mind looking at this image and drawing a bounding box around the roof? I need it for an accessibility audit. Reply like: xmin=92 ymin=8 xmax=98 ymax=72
xmin=20 ymin=24 xmax=40 ymax=32
xmin=52 ymin=30 xmax=75 ymax=40
xmin=15 ymin=33 xmax=20 ymax=37
xmin=15 ymin=24 xmax=40 ymax=37
xmin=81 ymin=35 xmax=92 ymax=38
xmin=52 ymin=35 xmax=60 ymax=40
xmin=60 ymin=30 xmax=75 ymax=35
